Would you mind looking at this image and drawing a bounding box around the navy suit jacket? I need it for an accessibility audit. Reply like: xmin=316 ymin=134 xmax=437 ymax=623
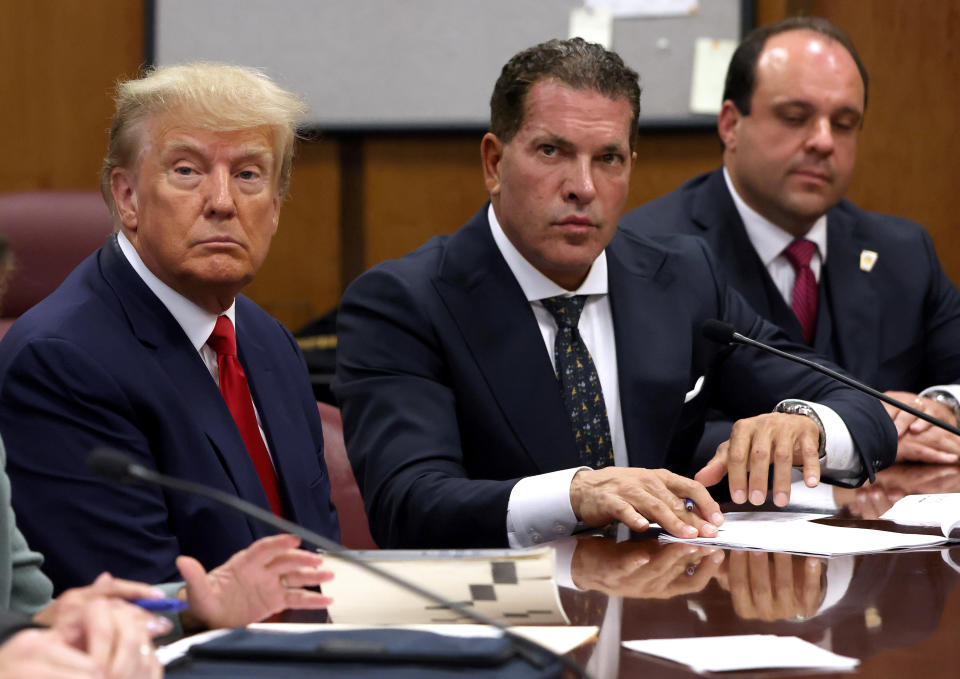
xmin=333 ymin=206 xmax=896 ymax=549
xmin=621 ymin=169 xmax=960 ymax=457
xmin=0 ymin=236 xmax=338 ymax=593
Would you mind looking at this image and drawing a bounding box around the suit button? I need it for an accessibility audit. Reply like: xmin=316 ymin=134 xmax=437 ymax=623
xmin=553 ymin=522 xmax=568 ymax=535
xmin=531 ymin=533 xmax=543 ymax=544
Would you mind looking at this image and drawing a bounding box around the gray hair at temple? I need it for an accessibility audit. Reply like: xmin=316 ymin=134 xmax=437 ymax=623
xmin=490 ymin=38 xmax=642 ymax=151
xmin=99 ymin=62 xmax=307 ymax=219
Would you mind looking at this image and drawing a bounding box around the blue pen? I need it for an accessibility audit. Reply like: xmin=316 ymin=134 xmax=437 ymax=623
xmin=131 ymin=597 xmax=188 ymax=613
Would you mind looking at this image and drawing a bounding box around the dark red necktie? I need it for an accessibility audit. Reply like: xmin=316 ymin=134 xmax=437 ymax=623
xmin=784 ymin=239 xmax=819 ymax=345
xmin=207 ymin=316 xmax=285 ymax=516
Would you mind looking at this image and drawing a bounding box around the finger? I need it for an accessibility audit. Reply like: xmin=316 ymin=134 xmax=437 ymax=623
xmin=693 ymin=445 xmax=728 ymax=489
xmin=261 ymin=549 xmax=327 ymax=575
xmin=89 ymin=571 xmax=166 ymax=601
xmin=176 ymin=555 xmax=209 ymax=595
xmin=771 ymin=553 xmax=796 ymax=620
xmin=283 ymin=589 xmax=334 ymax=610
xmin=770 ymin=428 xmax=795 ymax=507
xmin=723 ymin=430 xmax=749 ymax=504
xmin=726 ymin=550 xmax=754 ymax=618
xmin=639 ymin=495 xmax=698 ymax=539
xmin=674 ymin=478 xmax=724 ymax=529
xmin=747 ymin=551 xmax=775 ymax=621
xmin=651 ymin=480 xmax=715 ymax=536
xmin=892 ymin=408 xmax=918 ymax=436
xmin=604 ymin=496 xmax=651 ymax=534
xmin=683 ymin=549 xmax=725 ymax=592
xmin=272 ymin=567 xmax=335 ymax=589
xmin=897 ymin=439 xmax=960 ymax=464
xmin=799 ymin=428 xmax=821 ymax=488
xmin=909 ymin=417 xmax=933 ymax=434
xmin=243 ymin=534 xmax=303 ymax=564
xmin=800 ymin=557 xmax=823 ymax=617
xmin=746 ymin=426 xmax=773 ymax=505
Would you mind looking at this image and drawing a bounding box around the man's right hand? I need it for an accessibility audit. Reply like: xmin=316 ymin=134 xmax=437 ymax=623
xmin=569 ymin=467 xmax=723 ymax=538
xmin=0 ymin=628 xmax=102 ymax=679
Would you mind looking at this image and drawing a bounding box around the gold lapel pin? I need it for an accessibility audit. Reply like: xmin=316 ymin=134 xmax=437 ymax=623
xmin=859 ymin=249 xmax=878 ymax=272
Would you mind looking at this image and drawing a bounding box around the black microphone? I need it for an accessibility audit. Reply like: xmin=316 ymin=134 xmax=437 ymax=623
xmin=87 ymin=448 xmax=587 ymax=678
xmin=702 ymin=319 xmax=960 ymax=437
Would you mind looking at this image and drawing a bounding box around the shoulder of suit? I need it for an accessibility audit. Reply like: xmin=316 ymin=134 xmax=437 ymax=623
xmin=831 ymin=199 xmax=933 ymax=245
xmin=620 ymin=170 xmax=717 ymax=232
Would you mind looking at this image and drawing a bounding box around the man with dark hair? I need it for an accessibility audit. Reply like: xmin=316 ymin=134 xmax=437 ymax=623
xmin=621 ymin=18 xmax=960 ymax=468
xmin=334 ymin=38 xmax=896 ymax=549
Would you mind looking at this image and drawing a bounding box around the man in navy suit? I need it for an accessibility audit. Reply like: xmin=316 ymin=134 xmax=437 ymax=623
xmin=334 ymin=39 xmax=896 ymax=549
xmin=621 ymin=17 xmax=960 ymax=467
xmin=0 ymin=63 xmax=339 ymax=592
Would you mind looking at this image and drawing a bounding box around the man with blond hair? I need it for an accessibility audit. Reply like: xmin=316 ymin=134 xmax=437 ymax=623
xmin=0 ymin=63 xmax=340 ymax=592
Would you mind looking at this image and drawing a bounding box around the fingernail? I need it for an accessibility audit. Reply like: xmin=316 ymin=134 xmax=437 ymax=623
xmin=750 ymin=490 xmax=765 ymax=505
xmin=148 ymin=588 xmax=165 ymax=598
xmin=774 ymin=492 xmax=788 ymax=506
xmin=683 ymin=525 xmax=698 ymax=538
xmin=701 ymin=524 xmax=718 ymax=537
xmin=806 ymin=475 xmax=818 ymax=487
xmin=733 ymin=490 xmax=746 ymax=503
xmin=711 ymin=512 xmax=724 ymax=525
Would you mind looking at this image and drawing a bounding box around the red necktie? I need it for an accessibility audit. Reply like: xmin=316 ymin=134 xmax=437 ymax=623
xmin=784 ymin=239 xmax=819 ymax=345
xmin=207 ymin=316 xmax=286 ymax=516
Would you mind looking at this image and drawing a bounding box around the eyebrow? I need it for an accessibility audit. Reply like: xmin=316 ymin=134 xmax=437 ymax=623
xmin=161 ymin=141 xmax=275 ymax=163
xmin=531 ymin=133 xmax=627 ymax=153
xmin=774 ymin=100 xmax=863 ymax=117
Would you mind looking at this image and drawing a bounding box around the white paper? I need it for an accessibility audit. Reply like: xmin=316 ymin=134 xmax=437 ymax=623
xmin=880 ymin=493 xmax=960 ymax=537
xmin=623 ymin=634 xmax=859 ymax=672
xmin=585 ymin=0 xmax=698 ymax=19
xmin=569 ymin=7 xmax=613 ymax=48
xmin=660 ymin=511 xmax=950 ymax=555
xmin=689 ymin=37 xmax=737 ymax=114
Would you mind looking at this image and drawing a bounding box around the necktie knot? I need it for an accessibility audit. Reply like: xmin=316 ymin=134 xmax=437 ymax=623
xmin=542 ymin=295 xmax=587 ymax=330
xmin=207 ymin=316 xmax=237 ymax=358
xmin=783 ymin=239 xmax=817 ymax=271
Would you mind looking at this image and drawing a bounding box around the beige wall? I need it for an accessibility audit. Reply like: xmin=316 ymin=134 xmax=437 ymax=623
xmin=3 ymin=0 xmax=958 ymax=329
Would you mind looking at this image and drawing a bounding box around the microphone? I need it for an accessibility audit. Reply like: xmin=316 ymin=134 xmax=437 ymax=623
xmin=702 ymin=319 xmax=960 ymax=437
xmin=87 ymin=448 xmax=587 ymax=678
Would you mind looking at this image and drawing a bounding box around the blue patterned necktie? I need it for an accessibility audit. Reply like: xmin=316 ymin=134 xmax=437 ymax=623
xmin=541 ymin=295 xmax=614 ymax=469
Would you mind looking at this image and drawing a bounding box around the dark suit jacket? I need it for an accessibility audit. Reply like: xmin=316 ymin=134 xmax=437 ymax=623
xmin=620 ymin=169 xmax=960 ymax=457
xmin=333 ymin=206 xmax=896 ymax=549
xmin=0 ymin=236 xmax=338 ymax=593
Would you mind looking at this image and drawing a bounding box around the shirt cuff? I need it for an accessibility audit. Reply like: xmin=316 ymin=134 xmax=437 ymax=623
xmin=506 ymin=467 xmax=586 ymax=549
xmin=778 ymin=399 xmax=861 ymax=481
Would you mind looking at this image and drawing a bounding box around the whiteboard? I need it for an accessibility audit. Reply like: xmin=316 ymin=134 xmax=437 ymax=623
xmin=150 ymin=0 xmax=749 ymax=131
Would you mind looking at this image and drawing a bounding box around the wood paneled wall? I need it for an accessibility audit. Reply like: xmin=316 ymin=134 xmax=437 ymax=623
xmin=4 ymin=1 xmax=958 ymax=330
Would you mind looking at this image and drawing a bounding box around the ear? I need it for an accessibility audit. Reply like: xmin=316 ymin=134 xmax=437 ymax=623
xmin=110 ymin=168 xmax=140 ymax=231
xmin=270 ymin=192 xmax=282 ymax=234
xmin=480 ymin=132 xmax=505 ymax=197
xmin=717 ymin=100 xmax=741 ymax=151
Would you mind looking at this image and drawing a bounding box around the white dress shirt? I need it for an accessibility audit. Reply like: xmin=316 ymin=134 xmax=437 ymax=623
xmin=116 ymin=232 xmax=274 ymax=459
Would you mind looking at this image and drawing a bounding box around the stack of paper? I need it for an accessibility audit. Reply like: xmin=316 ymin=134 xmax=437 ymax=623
xmin=880 ymin=493 xmax=960 ymax=537
xmin=660 ymin=511 xmax=952 ymax=555
xmin=623 ymin=634 xmax=859 ymax=672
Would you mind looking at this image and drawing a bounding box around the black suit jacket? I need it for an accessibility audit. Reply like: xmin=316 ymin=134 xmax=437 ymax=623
xmin=621 ymin=170 xmax=960 ymax=459
xmin=0 ymin=236 xmax=339 ymax=592
xmin=333 ymin=206 xmax=896 ymax=549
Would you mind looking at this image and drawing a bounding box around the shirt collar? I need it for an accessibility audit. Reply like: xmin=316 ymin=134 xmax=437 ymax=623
xmin=116 ymin=231 xmax=236 ymax=351
xmin=487 ymin=203 xmax=608 ymax=301
xmin=722 ymin=167 xmax=828 ymax=267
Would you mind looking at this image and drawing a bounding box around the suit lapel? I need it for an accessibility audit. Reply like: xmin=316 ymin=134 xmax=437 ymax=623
xmin=433 ymin=209 xmax=581 ymax=473
xmin=691 ymin=171 xmax=806 ymax=342
xmin=606 ymin=231 xmax=694 ymax=469
xmin=99 ymin=238 xmax=274 ymax=517
xmin=823 ymin=206 xmax=880 ymax=379
xmin=237 ymin=309 xmax=320 ymax=523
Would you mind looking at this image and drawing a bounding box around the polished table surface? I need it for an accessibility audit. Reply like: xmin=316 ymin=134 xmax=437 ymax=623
xmin=562 ymin=463 xmax=960 ymax=678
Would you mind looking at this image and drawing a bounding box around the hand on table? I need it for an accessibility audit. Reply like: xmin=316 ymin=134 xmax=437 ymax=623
xmin=177 ymin=533 xmax=334 ymax=630
xmin=883 ymin=391 xmax=960 ymax=464
xmin=569 ymin=467 xmax=723 ymax=539
xmin=33 ymin=572 xmax=168 ymax=679
xmin=0 ymin=628 xmax=107 ymax=679
xmin=696 ymin=412 xmax=821 ymax=508
xmin=571 ymin=537 xmax=724 ymax=599
xmin=715 ymin=550 xmax=825 ymax=623
xmin=833 ymin=463 xmax=960 ymax=519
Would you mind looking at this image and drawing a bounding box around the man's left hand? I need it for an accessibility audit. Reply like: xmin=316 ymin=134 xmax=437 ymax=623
xmin=883 ymin=391 xmax=960 ymax=464
xmin=177 ymin=533 xmax=334 ymax=630
xmin=696 ymin=412 xmax=821 ymax=507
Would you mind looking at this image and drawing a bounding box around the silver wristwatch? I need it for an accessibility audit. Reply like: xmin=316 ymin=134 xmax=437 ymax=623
xmin=925 ymin=390 xmax=960 ymax=426
xmin=775 ymin=400 xmax=826 ymax=462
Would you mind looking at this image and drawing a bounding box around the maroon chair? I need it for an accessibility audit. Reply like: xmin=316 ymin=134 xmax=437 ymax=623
xmin=316 ymin=402 xmax=378 ymax=549
xmin=0 ymin=191 xmax=114 ymax=333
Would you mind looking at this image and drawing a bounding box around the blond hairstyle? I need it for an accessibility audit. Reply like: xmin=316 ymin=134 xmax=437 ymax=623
xmin=100 ymin=62 xmax=307 ymax=217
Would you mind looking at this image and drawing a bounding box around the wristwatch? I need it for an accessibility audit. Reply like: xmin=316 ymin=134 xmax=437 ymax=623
xmin=924 ymin=390 xmax=960 ymax=426
xmin=775 ymin=400 xmax=826 ymax=462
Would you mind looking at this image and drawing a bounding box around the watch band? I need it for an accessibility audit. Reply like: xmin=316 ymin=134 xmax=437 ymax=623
xmin=775 ymin=400 xmax=826 ymax=462
xmin=925 ymin=389 xmax=960 ymax=426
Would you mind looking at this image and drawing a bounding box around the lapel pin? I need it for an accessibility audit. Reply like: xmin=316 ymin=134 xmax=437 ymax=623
xmin=859 ymin=249 xmax=878 ymax=272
